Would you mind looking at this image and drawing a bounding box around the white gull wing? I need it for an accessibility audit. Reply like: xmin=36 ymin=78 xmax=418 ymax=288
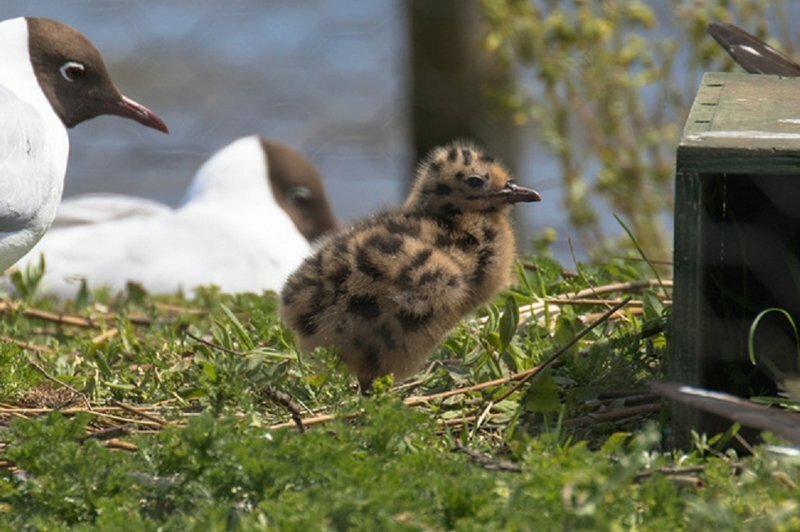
xmin=23 ymin=136 xmax=312 ymax=296
xmin=52 ymin=193 xmax=171 ymax=228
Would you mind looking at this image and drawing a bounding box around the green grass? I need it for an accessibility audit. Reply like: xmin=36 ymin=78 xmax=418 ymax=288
xmin=0 ymin=256 xmax=798 ymax=530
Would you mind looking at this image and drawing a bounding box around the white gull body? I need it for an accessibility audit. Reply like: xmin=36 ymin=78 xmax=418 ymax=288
xmin=0 ymin=17 xmax=68 ymax=272
xmin=23 ymin=136 xmax=319 ymax=296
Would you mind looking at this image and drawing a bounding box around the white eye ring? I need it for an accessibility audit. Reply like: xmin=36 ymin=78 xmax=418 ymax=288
xmin=59 ymin=61 xmax=85 ymax=82
xmin=287 ymin=186 xmax=312 ymax=203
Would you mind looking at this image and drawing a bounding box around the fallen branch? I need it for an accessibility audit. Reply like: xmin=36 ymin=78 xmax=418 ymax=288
xmin=112 ymin=400 xmax=169 ymax=427
xmin=0 ymin=300 xmax=151 ymax=328
xmin=0 ymin=336 xmax=54 ymax=354
xmin=543 ymin=298 xmax=672 ymax=307
xmin=82 ymin=425 xmax=132 ymax=442
xmin=516 ymin=279 xmax=670 ymax=326
xmin=269 ymin=413 xmax=338 ymax=431
xmin=104 ymin=439 xmax=137 ymax=451
xmin=184 ymin=330 xmax=244 ymax=356
xmin=262 ymin=385 xmax=306 ymax=433
xmin=453 ymin=440 xmax=522 ymax=472
xmin=634 ymin=465 xmax=705 ymax=480
xmin=565 ymin=402 xmax=660 ymax=426
xmin=91 ymin=328 xmax=119 ymax=344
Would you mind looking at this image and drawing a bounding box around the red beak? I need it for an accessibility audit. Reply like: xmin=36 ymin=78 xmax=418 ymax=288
xmin=108 ymin=95 xmax=169 ymax=133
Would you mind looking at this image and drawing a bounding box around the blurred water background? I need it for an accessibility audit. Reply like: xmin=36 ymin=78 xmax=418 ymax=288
xmin=3 ymin=2 xmax=797 ymax=264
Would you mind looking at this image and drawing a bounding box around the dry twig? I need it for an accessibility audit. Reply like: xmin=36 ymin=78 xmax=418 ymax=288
xmin=453 ymin=440 xmax=522 ymax=472
xmin=263 ymin=385 xmax=306 ymax=433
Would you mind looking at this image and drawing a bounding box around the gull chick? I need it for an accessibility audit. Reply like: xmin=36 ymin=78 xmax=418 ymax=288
xmin=280 ymin=141 xmax=541 ymax=390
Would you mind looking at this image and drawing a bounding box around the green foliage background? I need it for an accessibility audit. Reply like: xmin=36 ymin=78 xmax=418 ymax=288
xmin=481 ymin=0 xmax=796 ymax=258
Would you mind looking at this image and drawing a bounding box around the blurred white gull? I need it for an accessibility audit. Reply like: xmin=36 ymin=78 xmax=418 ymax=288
xmin=19 ymin=135 xmax=337 ymax=296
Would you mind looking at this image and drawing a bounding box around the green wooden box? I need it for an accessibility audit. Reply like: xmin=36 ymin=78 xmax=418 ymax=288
xmin=672 ymin=71 xmax=800 ymax=442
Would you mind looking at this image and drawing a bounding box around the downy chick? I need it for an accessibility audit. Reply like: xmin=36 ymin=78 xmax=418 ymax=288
xmin=280 ymin=141 xmax=541 ymax=391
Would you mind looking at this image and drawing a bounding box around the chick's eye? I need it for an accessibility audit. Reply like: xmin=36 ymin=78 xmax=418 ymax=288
xmin=59 ymin=61 xmax=86 ymax=82
xmin=465 ymin=176 xmax=484 ymax=188
xmin=286 ymin=186 xmax=312 ymax=205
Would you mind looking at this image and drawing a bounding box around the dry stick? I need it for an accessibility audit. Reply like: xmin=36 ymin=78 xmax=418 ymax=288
xmin=493 ymin=297 xmax=632 ymax=404
xmin=82 ymin=425 xmax=132 ymax=442
xmin=184 ymin=330 xmax=244 ymax=356
xmin=64 ymin=410 xmax=163 ymax=428
xmin=438 ymin=415 xmax=479 ymax=427
xmin=613 ymin=256 xmax=673 ymax=266
xmin=543 ymin=298 xmax=669 ymax=307
xmin=515 ymin=279 xmax=670 ymax=326
xmin=91 ymin=328 xmax=119 ymax=344
xmin=270 ymin=413 xmax=339 ymax=431
xmin=582 ymin=307 xmax=641 ymax=323
xmin=25 ymin=356 xmax=91 ymax=409
xmin=0 ymin=335 xmax=54 ymax=354
xmin=0 ymin=405 xmax=165 ymax=429
xmin=568 ymin=237 xmax=612 ymax=310
xmin=404 ymin=373 xmax=537 ymax=407
xmin=153 ymin=302 xmax=208 ymax=315
xmin=104 ymin=439 xmax=137 ymax=452
xmin=453 ymin=439 xmax=522 ymax=473
xmin=112 ymin=400 xmax=169 ymax=427
xmin=0 ymin=405 xmax=169 ymax=416
xmin=529 ymin=279 xmax=671 ymax=305
xmin=470 ymin=401 xmax=495 ymax=440
xmin=598 ymin=393 xmax=660 ymax=406
xmin=263 ymin=385 xmax=306 ymax=433
xmin=634 ymin=465 xmax=705 ymax=481
xmin=565 ymin=402 xmax=660 ymax=426
xmin=0 ymin=300 xmax=151 ymax=328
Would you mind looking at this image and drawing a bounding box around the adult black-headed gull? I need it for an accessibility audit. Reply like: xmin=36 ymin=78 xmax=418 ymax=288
xmin=0 ymin=16 xmax=167 ymax=273
xmin=22 ymin=136 xmax=337 ymax=296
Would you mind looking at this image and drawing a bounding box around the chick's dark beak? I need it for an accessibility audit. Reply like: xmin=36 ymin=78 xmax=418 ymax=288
xmin=107 ymin=95 xmax=169 ymax=133
xmin=504 ymin=182 xmax=541 ymax=204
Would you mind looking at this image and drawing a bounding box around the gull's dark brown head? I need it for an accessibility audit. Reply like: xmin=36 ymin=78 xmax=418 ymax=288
xmin=26 ymin=17 xmax=168 ymax=133
xmin=261 ymin=139 xmax=338 ymax=243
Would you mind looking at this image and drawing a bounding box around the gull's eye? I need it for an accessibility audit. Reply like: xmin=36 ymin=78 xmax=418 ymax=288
xmin=59 ymin=61 xmax=86 ymax=82
xmin=286 ymin=186 xmax=312 ymax=204
xmin=465 ymin=176 xmax=484 ymax=188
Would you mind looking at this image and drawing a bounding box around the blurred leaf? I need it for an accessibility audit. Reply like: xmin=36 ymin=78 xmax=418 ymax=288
xmin=642 ymin=290 xmax=663 ymax=321
xmin=523 ymin=369 xmax=561 ymax=414
xmin=220 ymin=303 xmax=255 ymax=351
xmin=499 ymin=295 xmax=520 ymax=349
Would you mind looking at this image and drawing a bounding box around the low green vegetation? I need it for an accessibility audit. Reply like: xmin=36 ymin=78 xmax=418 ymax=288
xmin=0 ymin=256 xmax=797 ymax=530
